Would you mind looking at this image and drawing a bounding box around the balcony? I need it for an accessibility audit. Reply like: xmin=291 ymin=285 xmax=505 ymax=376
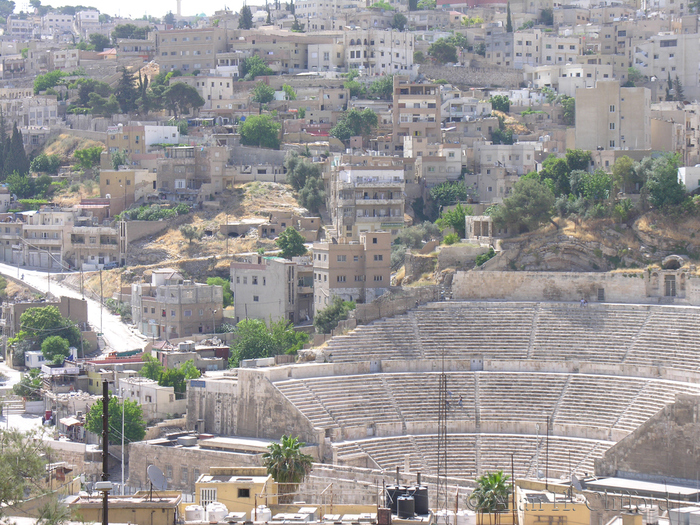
xmin=355 ymin=215 xmax=398 ymax=223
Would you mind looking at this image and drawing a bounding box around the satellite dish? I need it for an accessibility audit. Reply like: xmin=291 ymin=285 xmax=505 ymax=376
xmin=147 ymin=465 xmax=168 ymax=491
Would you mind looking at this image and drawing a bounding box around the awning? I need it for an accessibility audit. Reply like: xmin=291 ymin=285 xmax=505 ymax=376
xmin=59 ymin=417 xmax=82 ymax=427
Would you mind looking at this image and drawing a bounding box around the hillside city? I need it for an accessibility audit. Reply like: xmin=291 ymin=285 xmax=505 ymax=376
xmin=1 ymin=0 xmax=700 ymax=523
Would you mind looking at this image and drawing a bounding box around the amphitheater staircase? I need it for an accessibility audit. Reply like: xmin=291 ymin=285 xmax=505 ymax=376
xmin=526 ymin=303 xmax=542 ymax=359
xmin=354 ymin=441 xmax=383 ymax=471
xmin=408 ymin=311 xmax=426 ymax=359
xmin=549 ymin=375 xmax=573 ymax=426
xmin=574 ymin=442 xmax=605 ymax=478
xmin=407 ymin=434 xmax=430 ymax=474
xmin=275 ymin=381 xmax=340 ymax=433
xmin=473 ymin=375 xmax=481 ymax=433
xmin=474 ymin=435 xmax=482 ymax=476
xmin=620 ymin=310 xmax=655 ymax=363
xmin=381 ymin=376 xmax=408 ymax=433
xmin=610 ymin=379 xmax=651 ymax=438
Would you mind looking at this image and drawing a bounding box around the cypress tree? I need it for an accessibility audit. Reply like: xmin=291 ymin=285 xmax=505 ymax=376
xmin=506 ymin=2 xmax=513 ymax=32
xmin=4 ymin=123 xmax=30 ymax=178
xmin=0 ymin=110 xmax=7 ymax=178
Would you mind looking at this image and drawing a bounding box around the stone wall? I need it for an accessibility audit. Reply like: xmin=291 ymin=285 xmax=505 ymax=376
xmin=595 ymin=394 xmax=700 ymax=483
xmin=420 ymin=64 xmax=523 ymax=88
xmin=437 ymin=244 xmax=491 ymax=272
xmin=123 ymin=220 xmax=170 ymax=244
xmin=452 ymin=270 xmax=700 ymax=305
xmin=354 ymin=286 xmax=440 ymax=324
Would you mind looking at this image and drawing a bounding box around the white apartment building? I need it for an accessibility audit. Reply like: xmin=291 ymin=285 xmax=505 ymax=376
xmin=41 ymin=13 xmax=74 ymax=34
xmin=523 ymin=63 xmax=613 ymax=96
xmin=343 ymin=28 xmax=414 ymax=76
xmin=634 ymin=32 xmax=700 ymax=102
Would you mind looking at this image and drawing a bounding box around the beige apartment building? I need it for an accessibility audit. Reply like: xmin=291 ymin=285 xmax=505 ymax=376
xmin=230 ymin=255 xmax=314 ymax=325
xmin=100 ymin=169 xmax=156 ymax=216
xmin=131 ymin=269 xmax=224 ymax=340
xmin=156 ymin=27 xmax=227 ymax=73
xmin=329 ymin=162 xmax=405 ymax=240
xmin=313 ymin=231 xmax=392 ymax=308
xmin=343 ymin=28 xmax=414 ymax=77
xmin=106 ymin=124 xmax=180 ymax=156
xmin=575 ymin=80 xmax=651 ymax=152
xmin=392 ymin=76 xmax=441 ymax=155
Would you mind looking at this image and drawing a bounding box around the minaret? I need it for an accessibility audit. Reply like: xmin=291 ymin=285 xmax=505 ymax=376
xmin=176 ymin=0 xmax=182 ymax=16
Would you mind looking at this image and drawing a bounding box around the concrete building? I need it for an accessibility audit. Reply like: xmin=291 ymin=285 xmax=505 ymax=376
xmin=156 ymin=145 xmax=227 ymax=202
xmin=393 ymin=76 xmax=441 ymax=155
xmin=118 ymin=376 xmax=187 ymax=421
xmin=678 ymin=166 xmax=700 ymax=193
xmin=131 ymin=268 xmax=224 ymax=340
xmin=100 ymin=168 xmax=156 ymax=216
xmin=634 ymin=32 xmax=700 ymax=102
xmin=152 ymin=339 xmax=230 ymax=372
xmin=575 ymin=80 xmax=651 ymax=152
xmin=156 ymin=27 xmax=227 ymax=73
xmin=312 ymin=231 xmax=391 ymax=307
xmin=230 ymin=255 xmax=314 ymax=325
xmin=74 ymin=10 xmax=99 ymax=39
xmin=106 ymin=124 xmax=180 ymax=156
xmin=196 ymin=467 xmax=277 ymax=512
xmin=343 ymin=28 xmax=414 ymax=77
xmin=67 ymin=491 xmax=181 ymax=525
xmin=329 ymin=162 xmax=406 ymax=239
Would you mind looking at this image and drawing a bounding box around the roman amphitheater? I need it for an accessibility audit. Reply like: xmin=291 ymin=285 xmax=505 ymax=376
xmin=185 ymin=291 xmax=700 ymax=508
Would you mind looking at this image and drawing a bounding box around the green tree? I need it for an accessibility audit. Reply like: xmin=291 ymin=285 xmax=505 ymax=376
xmin=539 ymin=7 xmax=553 ymax=25
xmin=625 ymin=67 xmax=644 ymax=86
xmin=390 ymin=12 xmax=407 ymax=30
xmin=417 ymin=0 xmax=435 ymax=8
xmin=612 ymin=155 xmax=639 ymax=194
xmin=179 ymin=224 xmax=202 ymax=244
xmin=111 ymin=23 xmax=148 ymax=43
xmin=240 ymin=114 xmax=281 ymax=149
xmin=313 ymin=296 xmax=356 ymax=334
xmin=489 ymin=95 xmax=510 ymax=113
xmin=163 ymin=82 xmax=204 ymax=118
xmin=471 ymin=470 xmax=511 ymax=525
xmin=33 ymin=70 xmax=67 ymax=94
xmin=414 ymin=51 xmax=426 ymax=64
xmin=330 ymin=108 xmax=378 ymax=142
xmin=240 ymin=55 xmax=274 ymax=79
xmin=561 ymin=95 xmax=575 ymax=126
xmin=428 ymin=38 xmax=458 ymax=64
xmin=276 ymin=227 xmax=307 ymax=259
xmin=409 ymin=0 xmax=418 ymax=9
xmin=673 ymin=75 xmax=685 ymax=101
xmin=41 ymin=336 xmax=70 ymax=364
xmin=262 ymin=435 xmax=313 ymax=495
xmin=114 ymin=67 xmax=139 ymax=114
xmin=4 ymin=123 xmax=29 ymax=177
xmin=282 ymin=84 xmax=297 ymax=101
xmin=565 ymin=149 xmax=592 ymax=172
xmin=207 ymin=277 xmax=233 ymax=307
xmin=229 ymin=319 xmax=308 ymax=367
xmin=12 ymin=368 xmax=43 ymax=400
xmin=579 ymin=169 xmax=613 ymax=202
xmin=110 ymin=149 xmax=128 ymax=170
xmin=158 ymin=359 xmax=200 ymax=395
xmin=0 ymin=429 xmax=49 ymax=513
xmin=506 ymin=2 xmax=513 ymax=32
xmin=430 ymin=181 xmax=468 ymax=208
xmin=291 ymin=16 xmax=305 ymax=31
xmin=30 ymin=153 xmax=61 ymax=174
xmin=298 ymin=174 xmax=325 ymax=213
xmin=139 ymin=353 xmax=164 ymax=380
xmin=252 ymin=81 xmax=275 ymax=108
xmin=89 ymin=33 xmax=110 ymax=52
xmin=646 ymin=154 xmax=686 ymax=208
xmin=6 ymin=172 xmax=35 ymax=199
xmin=16 ymin=305 xmax=80 ymax=348
xmin=85 ymin=395 xmax=147 ymax=444
xmin=88 ymin=93 xmax=120 ymax=117
xmin=74 ymin=145 xmax=104 ymax=170
xmin=0 ymin=0 xmax=15 ymax=18
xmin=343 ymin=79 xmax=365 ymax=99
xmin=239 ymin=5 xmax=254 ymax=28
xmin=492 ymin=177 xmax=555 ymax=232
xmin=164 ymin=11 xmax=176 ymax=24
xmin=369 ymin=75 xmax=394 ymax=100
xmin=436 ymin=203 xmax=472 ymax=238
xmin=285 ymin=153 xmax=321 ymax=190
xmin=540 ymin=155 xmax=570 ymax=196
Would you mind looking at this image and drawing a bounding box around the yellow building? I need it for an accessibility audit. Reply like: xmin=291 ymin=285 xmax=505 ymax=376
xmin=195 ymin=467 xmax=277 ymax=515
xmin=67 ymin=490 xmax=181 ymax=525
xmin=518 ymin=487 xmax=591 ymax=525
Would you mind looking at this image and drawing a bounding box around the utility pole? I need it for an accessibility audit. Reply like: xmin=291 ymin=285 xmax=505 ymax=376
xmin=121 ymin=388 xmax=125 ymax=495
xmin=99 ymin=269 xmax=103 ymax=335
xmin=102 ymin=380 xmax=109 ymax=525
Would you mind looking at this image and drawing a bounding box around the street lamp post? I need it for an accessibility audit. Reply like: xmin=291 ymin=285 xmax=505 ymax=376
xmin=211 ymin=309 xmax=217 ymax=334
xmin=120 ymin=387 xmax=125 ymax=495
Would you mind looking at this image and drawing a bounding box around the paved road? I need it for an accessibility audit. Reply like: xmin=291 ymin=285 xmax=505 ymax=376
xmin=0 ymin=263 xmax=146 ymax=353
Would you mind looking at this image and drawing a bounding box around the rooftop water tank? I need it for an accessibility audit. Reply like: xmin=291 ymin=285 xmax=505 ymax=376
xmin=397 ymin=496 xmax=415 ymax=520
xmin=185 ymin=505 xmax=205 ymax=522
xmin=256 ymin=505 xmax=272 ymax=522
xmin=207 ymin=502 xmax=229 ymax=523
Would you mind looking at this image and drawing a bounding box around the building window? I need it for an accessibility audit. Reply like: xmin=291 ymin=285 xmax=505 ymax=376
xmin=201 ymin=489 xmax=217 ymax=507
xmin=166 ymin=465 xmax=173 ymax=481
xmin=609 ymin=122 xmax=615 ymax=130
xmin=171 ymin=310 xmax=176 ymax=317
xmin=238 ymin=488 xmax=251 ymax=498
xmin=337 ymin=275 xmax=346 ymax=282
xmin=610 ymin=140 xmax=615 ymax=147
xmin=372 ymin=237 xmax=377 ymax=244
xmin=354 ymin=256 xmax=359 ymax=262
xmin=252 ymin=276 xmax=258 ymax=285
xmin=337 ymin=255 xmax=346 ymax=262
xmin=184 ymin=310 xmax=192 ymax=317
xmin=374 ymin=275 xmax=383 ymax=281
xmin=609 ymin=105 xmax=615 ymax=112
xmin=253 ymin=295 xmax=259 ymax=302
xmin=374 ymin=254 xmax=383 ymax=261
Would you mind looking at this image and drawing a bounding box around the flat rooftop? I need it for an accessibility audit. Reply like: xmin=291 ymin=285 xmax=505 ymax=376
xmin=584 ymin=478 xmax=700 ymax=499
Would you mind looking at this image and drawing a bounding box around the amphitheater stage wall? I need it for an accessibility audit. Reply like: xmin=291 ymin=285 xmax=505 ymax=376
xmin=453 ymin=270 xmax=700 ymax=305
xmin=595 ymin=393 xmax=700 ymax=482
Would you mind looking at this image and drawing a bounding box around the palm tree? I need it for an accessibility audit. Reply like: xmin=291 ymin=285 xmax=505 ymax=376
xmin=262 ymin=435 xmax=314 ymax=500
xmin=470 ymin=470 xmax=511 ymax=525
